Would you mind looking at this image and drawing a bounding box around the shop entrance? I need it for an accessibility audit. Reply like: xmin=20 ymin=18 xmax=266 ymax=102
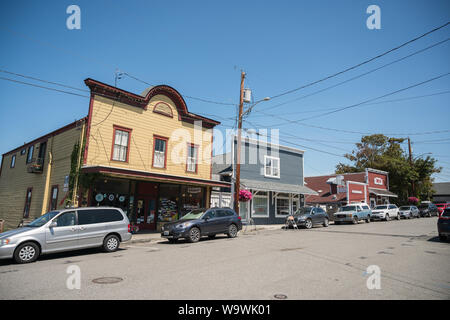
xmin=136 ymin=196 xmax=157 ymax=230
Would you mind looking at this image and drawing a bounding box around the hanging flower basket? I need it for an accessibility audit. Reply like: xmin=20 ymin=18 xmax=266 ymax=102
xmin=408 ymin=197 xmax=419 ymax=205
xmin=239 ymin=189 xmax=252 ymax=202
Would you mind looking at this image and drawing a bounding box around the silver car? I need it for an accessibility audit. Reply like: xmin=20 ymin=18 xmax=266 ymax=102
xmin=0 ymin=207 xmax=132 ymax=264
xmin=398 ymin=205 xmax=420 ymax=219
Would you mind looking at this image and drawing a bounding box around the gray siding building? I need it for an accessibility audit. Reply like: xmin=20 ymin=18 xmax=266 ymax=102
xmin=212 ymin=137 xmax=317 ymax=225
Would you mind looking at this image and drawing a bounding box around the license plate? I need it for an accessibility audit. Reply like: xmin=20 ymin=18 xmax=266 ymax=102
xmin=163 ymin=231 xmax=169 ymax=236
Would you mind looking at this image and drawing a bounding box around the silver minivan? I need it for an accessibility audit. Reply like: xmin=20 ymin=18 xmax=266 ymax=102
xmin=0 ymin=207 xmax=132 ymax=264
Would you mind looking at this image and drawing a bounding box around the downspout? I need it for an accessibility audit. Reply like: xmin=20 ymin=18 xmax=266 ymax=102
xmin=41 ymin=150 xmax=53 ymax=215
xmin=72 ymin=120 xmax=86 ymax=207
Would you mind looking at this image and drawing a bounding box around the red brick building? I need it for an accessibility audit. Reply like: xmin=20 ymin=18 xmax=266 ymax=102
xmin=304 ymin=168 xmax=397 ymax=213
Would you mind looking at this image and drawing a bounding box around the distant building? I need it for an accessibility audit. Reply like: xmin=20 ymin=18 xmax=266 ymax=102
xmin=432 ymin=182 xmax=450 ymax=203
xmin=305 ymin=168 xmax=398 ymax=213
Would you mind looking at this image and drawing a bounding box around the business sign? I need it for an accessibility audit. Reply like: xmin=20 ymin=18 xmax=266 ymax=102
xmin=352 ymin=190 xmax=363 ymax=194
xmin=374 ymin=177 xmax=383 ymax=186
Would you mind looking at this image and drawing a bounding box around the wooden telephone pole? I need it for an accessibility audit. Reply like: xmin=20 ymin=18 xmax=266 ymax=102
xmin=408 ymin=137 xmax=415 ymax=196
xmin=234 ymin=71 xmax=246 ymax=214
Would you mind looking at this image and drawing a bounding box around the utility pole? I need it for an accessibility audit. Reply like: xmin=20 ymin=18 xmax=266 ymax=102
xmin=408 ymin=137 xmax=415 ymax=196
xmin=234 ymin=71 xmax=246 ymax=214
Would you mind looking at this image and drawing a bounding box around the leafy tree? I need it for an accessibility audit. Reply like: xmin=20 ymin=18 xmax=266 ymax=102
xmin=335 ymin=134 xmax=441 ymax=204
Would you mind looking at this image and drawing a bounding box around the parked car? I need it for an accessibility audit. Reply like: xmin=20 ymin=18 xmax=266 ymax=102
xmin=334 ymin=203 xmax=371 ymax=224
xmin=161 ymin=208 xmax=242 ymax=243
xmin=418 ymin=203 xmax=439 ymax=217
xmin=287 ymin=206 xmax=329 ymax=229
xmin=437 ymin=208 xmax=450 ymax=241
xmin=371 ymin=204 xmax=399 ymax=221
xmin=398 ymin=205 xmax=420 ymax=219
xmin=436 ymin=203 xmax=450 ymax=216
xmin=0 ymin=207 xmax=132 ymax=264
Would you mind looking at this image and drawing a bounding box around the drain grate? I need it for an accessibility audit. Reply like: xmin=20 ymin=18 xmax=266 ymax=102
xmin=274 ymin=294 xmax=287 ymax=300
xmin=92 ymin=277 xmax=123 ymax=284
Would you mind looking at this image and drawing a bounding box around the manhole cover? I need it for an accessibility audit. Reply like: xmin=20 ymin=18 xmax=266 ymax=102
xmin=92 ymin=277 xmax=123 ymax=284
xmin=274 ymin=294 xmax=287 ymax=300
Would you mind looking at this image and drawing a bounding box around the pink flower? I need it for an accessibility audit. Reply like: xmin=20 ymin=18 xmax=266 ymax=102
xmin=239 ymin=189 xmax=252 ymax=202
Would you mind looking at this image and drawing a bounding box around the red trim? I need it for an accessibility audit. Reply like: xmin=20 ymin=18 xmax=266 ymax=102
xmin=110 ymin=125 xmax=132 ymax=163
xmin=186 ymin=143 xmax=199 ymax=174
xmin=3 ymin=118 xmax=87 ymax=157
xmin=210 ymin=134 xmax=213 ymax=180
xmin=82 ymin=166 xmax=231 ymax=188
xmin=153 ymin=102 xmax=173 ymax=118
xmin=84 ymin=78 xmax=220 ymax=128
xmin=48 ymin=185 xmax=59 ymax=211
xmin=83 ymin=94 xmax=94 ymax=165
xmin=152 ymin=135 xmax=168 ymax=169
xmin=23 ymin=187 xmax=33 ymax=218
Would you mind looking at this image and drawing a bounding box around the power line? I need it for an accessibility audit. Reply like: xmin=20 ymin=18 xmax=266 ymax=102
xmin=257 ymin=37 xmax=450 ymax=113
xmin=267 ymin=22 xmax=450 ymax=101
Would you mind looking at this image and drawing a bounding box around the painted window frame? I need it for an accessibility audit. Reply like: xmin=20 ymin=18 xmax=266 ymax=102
xmin=152 ymin=135 xmax=168 ymax=169
xmin=111 ymin=125 xmax=132 ymax=163
xmin=186 ymin=143 xmax=199 ymax=173
xmin=251 ymin=191 xmax=270 ymax=218
xmin=153 ymin=102 xmax=173 ymax=118
xmin=23 ymin=187 xmax=33 ymax=218
xmin=10 ymin=154 xmax=16 ymax=168
xmin=49 ymin=185 xmax=59 ymax=211
xmin=275 ymin=193 xmax=291 ymax=218
xmin=26 ymin=145 xmax=34 ymax=164
xmin=264 ymin=155 xmax=280 ymax=178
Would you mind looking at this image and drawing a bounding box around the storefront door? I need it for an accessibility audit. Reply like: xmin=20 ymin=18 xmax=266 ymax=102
xmin=136 ymin=197 xmax=157 ymax=230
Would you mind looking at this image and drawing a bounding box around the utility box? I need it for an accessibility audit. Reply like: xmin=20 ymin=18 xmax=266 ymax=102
xmin=243 ymin=88 xmax=251 ymax=103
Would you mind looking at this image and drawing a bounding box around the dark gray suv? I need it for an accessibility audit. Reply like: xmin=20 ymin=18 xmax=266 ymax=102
xmin=161 ymin=208 xmax=242 ymax=243
xmin=287 ymin=206 xmax=329 ymax=229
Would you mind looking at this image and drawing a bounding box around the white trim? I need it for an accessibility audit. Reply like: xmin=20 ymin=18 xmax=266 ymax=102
xmin=251 ymin=190 xmax=270 ymax=218
xmin=238 ymin=137 xmax=305 ymax=154
xmin=264 ymin=155 xmax=280 ymax=179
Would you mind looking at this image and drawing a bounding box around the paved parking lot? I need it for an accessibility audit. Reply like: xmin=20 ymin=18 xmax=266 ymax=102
xmin=0 ymin=217 xmax=449 ymax=300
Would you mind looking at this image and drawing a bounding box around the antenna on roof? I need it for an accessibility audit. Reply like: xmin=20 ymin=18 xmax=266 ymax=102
xmin=114 ymin=69 xmax=124 ymax=87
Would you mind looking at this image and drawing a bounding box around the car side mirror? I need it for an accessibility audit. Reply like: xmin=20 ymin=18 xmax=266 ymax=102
xmin=49 ymin=221 xmax=57 ymax=228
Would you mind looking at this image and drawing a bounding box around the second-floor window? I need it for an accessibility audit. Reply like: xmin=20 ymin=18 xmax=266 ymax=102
xmin=186 ymin=144 xmax=198 ymax=173
xmin=153 ymin=137 xmax=167 ymax=168
xmin=10 ymin=154 xmax=16 ymax=168
xmin=26 ymin=145 xmax=34 ymax=164
xmin=23 ymin=187 xmax=32 ymax=218
xmin=264 ymin=155 xmax=280 ymax=178
xmin=112 ymin=126 xmax=131 ymax=162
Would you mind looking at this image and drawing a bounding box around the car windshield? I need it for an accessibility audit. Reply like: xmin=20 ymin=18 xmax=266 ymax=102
xmin=436 ymin=204 xmax=445 ymax=208
xmin=295 ymin=207 xmax=312 ymax=215
xmin=399 ymin=206 xmax=411 ymax=210
xmin=180 ymin=209 xmax=205 ymax=220
xmin=443 ymin=209 xmax=450 ymax=217
xmin=374 ymin=205 xmax=387 ymax=209
xmin=26 ymin=211 xmax=60 ymax=227
xmin=418 ymin=204 xmax=428 ymax=209
xmin=339 ymin=206 xmax=357 ymax=212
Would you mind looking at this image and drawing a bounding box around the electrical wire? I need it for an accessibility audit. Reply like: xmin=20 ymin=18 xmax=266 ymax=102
xmin=267 ymin=22 xmax=450 ymax=101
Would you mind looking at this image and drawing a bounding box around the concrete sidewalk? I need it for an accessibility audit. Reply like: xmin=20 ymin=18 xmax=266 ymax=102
xmin=128 ymin=224 xmax=284 ymax=244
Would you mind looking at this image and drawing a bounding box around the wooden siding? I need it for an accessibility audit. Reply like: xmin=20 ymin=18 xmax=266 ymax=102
xmin=85 ymin=94 xmax=213 ymax=180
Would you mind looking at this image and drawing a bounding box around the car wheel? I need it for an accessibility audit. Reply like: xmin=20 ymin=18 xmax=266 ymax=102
xmin=188 ymin=227 xmax=201 ymax=243
xmin=103 ymin=234 xmax=120 ymax=252
xmin=385 ymin=214 xmax=390 ymax=221
xmin=208 ymin=234 xmax=216 ymax=239
xmin=396 ymin=214 xmax=400 ymax=220
xmin=323 ymin=218 xmax=329 ymax=227
xmin=227 ymin=224 xmax=238 ymax=238
xmin=366 ymin=216 xmax=371 ymax=223
xmin=305 ymin=219 xmax=313 ymax=229
xmin=14 ymin=242 xmax=40 ymax=264
xmin=352 ymin=216 xmax=358 ymax=224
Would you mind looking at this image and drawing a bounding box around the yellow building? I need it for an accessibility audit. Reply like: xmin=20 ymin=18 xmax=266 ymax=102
xmin=0 ymin=79 xmax=228 ymax=231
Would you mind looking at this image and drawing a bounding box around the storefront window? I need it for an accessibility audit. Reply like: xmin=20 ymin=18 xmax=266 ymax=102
xmin=276 ymin=193 xmax=290 ymax=217
xmin=239 ymin=201 xmax=249 ymax=221
xmin=92 ymin=179 xmax=130 ymax=215
xmin=157 ymin=184 xmax=179 ymax=222
xmin=252 ymin=191 xmax=268 ymax=217
xmin=180 ymin=186 xmax=205 ymax=217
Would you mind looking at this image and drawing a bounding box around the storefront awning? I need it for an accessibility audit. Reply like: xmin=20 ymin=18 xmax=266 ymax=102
xmin=369 ymin=188 xmax=398 ymax=198
xmin=82 ymin=166 xmax=231 ymax=188
xmin=241 ymin=179 xmax=318 ymax=195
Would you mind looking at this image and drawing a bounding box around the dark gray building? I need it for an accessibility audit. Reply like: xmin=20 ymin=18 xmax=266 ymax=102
xmin=211 ymin=137 xmax=317 ymax=224
xmin=432 ymin=182 xmax=450 ymax=203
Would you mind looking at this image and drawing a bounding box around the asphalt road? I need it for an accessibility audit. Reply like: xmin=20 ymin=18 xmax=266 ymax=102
xmin=0 ymin=217 xmax=449 ymax=300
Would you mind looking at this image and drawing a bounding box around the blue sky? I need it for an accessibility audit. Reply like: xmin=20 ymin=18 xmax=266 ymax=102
xmin=0 ymin=0 xmax=449 ymax=181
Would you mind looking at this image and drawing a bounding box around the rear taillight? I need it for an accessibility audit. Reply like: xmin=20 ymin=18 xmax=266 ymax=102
xmin=128 ymin=224 xmax=131 ymax=232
